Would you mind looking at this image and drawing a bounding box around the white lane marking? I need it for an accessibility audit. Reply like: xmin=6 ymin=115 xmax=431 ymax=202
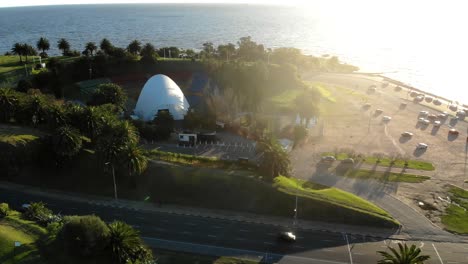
xmin=419 ymin=242 xmax=424 ymax=248
xmin=208 ymin=235 xmax=217 ymax=238
xmin=353 ymin=253 xmax=365 ymax=256
xmin=344 ymin=234 xmax=354 ymax=264
xmin=323 ymin=249 xmax=335 ymax=252
xmin=447 ymin=262 xmax=459 ymax=264
xmin=432 ymin=243 xmax=444 ymax=264
xmin=323 ymin=240 xmax=334 ymax=242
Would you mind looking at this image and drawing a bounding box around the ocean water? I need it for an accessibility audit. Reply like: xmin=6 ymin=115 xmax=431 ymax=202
xmin=0 ymin=3 xmax=467 ymax=104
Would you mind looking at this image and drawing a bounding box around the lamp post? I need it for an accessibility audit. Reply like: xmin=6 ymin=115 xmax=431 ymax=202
xmin=105 ymin=162 xmax=118 ymax=200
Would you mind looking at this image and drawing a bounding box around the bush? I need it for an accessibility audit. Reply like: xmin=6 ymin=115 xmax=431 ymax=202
xmin=0 ymin=203 xmax=10 ymax=217
xmin=60 ymin=215 xmax=110 ymax=257
xmin=17 ymin=79 xmax=33 ymax=93
xmin=23 ymin=202 xmax=54 ymax=225
xmin=88 ymin=83 xmax=127 ymax=110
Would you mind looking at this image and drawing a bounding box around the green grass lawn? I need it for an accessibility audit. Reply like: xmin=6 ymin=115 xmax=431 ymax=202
xmin=344 ymin=169 xmax=430 ymax=183
xmin=0 ymin=211 xmax=46 ymax=264
xmin=321 ymin=152 xmax=435 ymax=171
xmin=312 ymin=83 xmax=337 ymax=103
xmin=441 ymin=186 xmax=468 ymax=234
xmin=265 ymin=89 xmax=303 ymax=112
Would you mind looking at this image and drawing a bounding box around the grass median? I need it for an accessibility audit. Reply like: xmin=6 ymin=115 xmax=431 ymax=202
xmin=321 ymin=152 xmax=435 ymax=171
xmin=441 ymin=186 xmax=468 ymax=234
xmin=343 ymin=169 xmax=430 ymax=183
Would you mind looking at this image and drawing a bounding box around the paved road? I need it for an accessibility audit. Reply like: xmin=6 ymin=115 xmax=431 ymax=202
xmin=1 ymin=187 xmax=467 ymax=264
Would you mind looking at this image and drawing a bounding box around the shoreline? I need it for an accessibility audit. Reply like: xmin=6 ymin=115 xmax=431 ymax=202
xmin=353 ymin=72 xmax=467 ymax=109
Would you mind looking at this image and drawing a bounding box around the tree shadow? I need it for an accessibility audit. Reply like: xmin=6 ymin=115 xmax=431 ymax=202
xmin=431 ymin=126 xmax=440 ymax=136
xmin=413 ymin=148 xmax=427 ymax=157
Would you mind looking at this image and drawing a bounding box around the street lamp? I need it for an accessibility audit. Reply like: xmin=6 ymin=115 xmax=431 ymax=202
xmin=105 ymin=162 xmax=118 ymax=200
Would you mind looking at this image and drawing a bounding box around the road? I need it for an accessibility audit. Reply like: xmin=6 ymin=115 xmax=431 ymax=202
xmin=1 ymin=187 xmax=467 ymax=264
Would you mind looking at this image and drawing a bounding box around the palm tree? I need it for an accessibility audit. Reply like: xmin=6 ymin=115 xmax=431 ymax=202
xmin=127 ymin=40 xmax=141 ymax=55
xmin=107 ymin=221 xmax=151 ymax=264
xmin=140 ymin=43 xmax=156 ymax=58
xmin=36 ymin=37 xmax=50 ymax=58
xmin=121 ymin=143 xmax=147 ymax=176
xmin=0 ymin=88 xmax=19 ymax=122
xmin=51 ymin=125 xmax=83 ymax=160
xmin=11 ymin=43 xmax=25 ymax=63
xmin=257 ymin=136 xmax=291 ymax=181
xmin=23 ymin=44 xmax=37 ymax=63
xmin=378 ymin=243 xmax=430 ymax=264
xmin=84 ymin=42 xmax=97 ymax=56
xmin=57 ymin=38 xmax=71 ymax=56
xmin=100 ymin=38 xmax=114 ymax=55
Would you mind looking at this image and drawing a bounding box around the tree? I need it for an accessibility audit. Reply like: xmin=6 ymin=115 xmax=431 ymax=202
xmin=11 ymin=43 xmax=25 ymax=63
xmin=153 ymin=110 xmax=174 ymax=140
xmin=57 ymin=38 xmax=71 ymax=56
xmin=23 ymin=202 xmax=53 ymax=225
xmin=378 ymin=243 xmax=430 ymax=264
xmin=0 ymin=88 xmax=19 ymax=122
xmin=140 ymin=43 xmax=157 ymax=63
xmin=237 ymin=36 xmax=265 ymax=61
xmin=100 ymin=38 xmax=114 ymax=55
xmin=127 ymin=40 xmax=141 ymax=55
xmin=84 ymin=42 xmax=97 ymax=56
xmin=120 ymin=143 xmax=147 ymax=177
xmin=107 ymin=221 xmax=153 ymax=264
xmin=51 ymin=125 xmax=83 ymax=160
xmin=37 ymin=37 xmax=50 ymax=58
xmin=293 ymin=125 xmax=308 ymax=148
xmin=257 ymin=136 xmax=291 ymax=181
xmin=202 ymin=42 xmax=215 ymax=58
xmin=88 ymin=83 xmax=127 ymax=110
xmin=60 ymin=215 xmax=110 ymax=257
xmin=23 ymin=44 xmax=37 ymax=63
xmin=217 ymin=43 xmax=236 ymax=61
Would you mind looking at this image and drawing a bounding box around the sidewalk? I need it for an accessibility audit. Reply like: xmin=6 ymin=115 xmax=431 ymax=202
xmin=0 ymin=181 xmax=407 ymax=240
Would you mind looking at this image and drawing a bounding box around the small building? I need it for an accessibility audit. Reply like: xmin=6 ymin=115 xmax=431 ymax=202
xmin=178 ymin=132 xmax=197 ymax=146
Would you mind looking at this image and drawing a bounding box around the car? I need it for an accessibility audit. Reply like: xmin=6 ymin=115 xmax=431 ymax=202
xmin=342 ymin=158 xmax=355 ymax=164
xmin=375 ymin=109 xmax=383 ymax=114
xmin=433 ymin=99 xmax=442 ymax=105
xmin=399 ymin=102 xmax=407 ymax=108
xmin=437 ymin=113 xmax=447 ymax=119
xmin=449 ymin=129 xmax=459 ymax=135
xmin=279 ymin=231 xmax=296 ymax=242
xmin=381 ymin=82 xmax=389 ymax=88
xmin=427 ymin=114 xmax=437 ymax=120
xmin=321 ymin=156 xmax=336 ymax=162
xmin=382 ymin=116 xmax=392 ymax=121
xmin=419 ymin=111 xmax=429 ymax=117
xmin=422 ymin=119 xmax=430 ymax=125
xmin=449 ymin=104 xmax=458 ymax=112
xmin=401 ymin=132 xmax=413 ymax=137
xmin=418 ymin=117 xmax=426 ymax=123
xmin=394 ymin=86 xmax=402 ymax=92
xmin=414 ymin=95 xmax=424 ymax=102
xmin=367 ymin=86 xmax=376 ymax=93
xmin=424 ymin=96 xmax=433 ymax=103
xmin=416 ymin=143 xmax=428 ymax=149
xmin=19 ymin=203 xmax=31 ymax=212
xmin=434 ymin=120 xmax=441 ymax=127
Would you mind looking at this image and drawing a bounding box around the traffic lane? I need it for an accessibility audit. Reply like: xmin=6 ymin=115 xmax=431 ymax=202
xmin=0 ymin=187 xmax=365 ymax=252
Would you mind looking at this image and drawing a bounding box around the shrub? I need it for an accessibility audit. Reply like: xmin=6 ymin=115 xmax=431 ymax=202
xmin=88 ymin=83 xmax=127 ymax=110
xmin=17 ymin=79 xmax=33 ymax=93
xmin=23 ymin=202 xmax=53 ymax=225
xmin=60 ymin=215 xmax=110 ymax=257
xmin=0 ymin=203 xmax=10 ymax=217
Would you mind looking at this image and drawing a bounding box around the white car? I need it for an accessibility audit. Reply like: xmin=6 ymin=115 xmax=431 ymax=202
xmin=434 ymin=120 xmax=441 ymax=127
xmin=416 ymin=143 xmax=428 ymax=149
xmin=418 ymin=117 xmax=426 ymax=123
xmin=279 ymin=231 xmax=297 ymax=242
xmin=422 ymin=119 xmax=430 ymax=125
xmin=382 ymin=116 xmax=392 ymax=122
xmin=419 ymin=111 xmax=429 ymax=116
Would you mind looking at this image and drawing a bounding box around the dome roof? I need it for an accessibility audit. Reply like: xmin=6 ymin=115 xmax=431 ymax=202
xmin=134 ymin=74 xmax=190 ymax=121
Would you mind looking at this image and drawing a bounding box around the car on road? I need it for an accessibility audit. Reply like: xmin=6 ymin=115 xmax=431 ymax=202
xmin=437 ymin=113 xmax=447 ymax=119
xmin=20 ymin=203 xmax=31 ymax=212
xmin=278 ymin=231 xmax=296 ymax=242
xmin=375 ymin=109 xmax=383 ymax=115
xmin=414 ymin=95 xmax=424 ymax=102
xmin=401 ymin=132 xmax=413 ymax=137
xmin=416 ymin=143 xmax=428 ymax=149
xmin=427 ymin=114 xmax=437 ymax=121
xmin=433 ymin=99 xmax=442 ymax=105
xmin=321 ymin=156 xmax=336 ymax=162
xmin=422 ymin=119 xmax=430 ymax=125
xmin=449 ymin=129 xmax=459 ymax=135
xmin=434 ymin=120 xmax=441 ymax=127
xmin=382 ymin=116 xmax=392 ymax=122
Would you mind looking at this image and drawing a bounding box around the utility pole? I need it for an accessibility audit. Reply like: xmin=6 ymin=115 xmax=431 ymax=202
xmin=106 ymin=162 xmax=118 ymax=200
xmin=293 ymin=194 xmax=298 ymax=228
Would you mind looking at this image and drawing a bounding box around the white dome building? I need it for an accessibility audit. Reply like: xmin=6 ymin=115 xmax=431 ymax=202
xmin=134 ymin=74 xmax=190 ymax=121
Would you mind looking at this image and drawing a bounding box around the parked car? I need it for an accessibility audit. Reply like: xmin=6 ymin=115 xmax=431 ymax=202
xmin=419 ymin=110 xmax=429 ymax=117
xmin=367 ymin=86 xmax=377 ymax=93
xmin=434 ymin=120 xmax=441 ymax=127
xmin=418 ymin=117 xmax=426 ymax=123
xmin=416 ymin=143 xmax=428 ymax=149
xmin=19 ymin=204 xmax=31 ymax=212
xmin=394 ymin=86 xmax=402 ymax=92
xmin=437 ymin=113 xmax=447 ymax=119
xmin=433 ymin=99 xmax=442 ymax=105
xmin=278 ymin=231 xmax=296 ymax=242
xmin=375 ymin=109 xmax=383 ymax=114
xmin=342 ymin=158 xmax=355 ymax=164
xmin=423 ymin=119 xmax=430 ymax=125
xmin=382 ymin=116 xmax=392 ymax=122
xmin=381 ymin=82 xmax=389 ymax=88
xmin=427 ymin=114 xmax=437 ymax=121
xmin=401 ymin=132 xmax=413 ymax=137
xmin=321 ymin=156 xmax=336 ymax=162
xmin=449 ymin=129 xmax=459 ymax=135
